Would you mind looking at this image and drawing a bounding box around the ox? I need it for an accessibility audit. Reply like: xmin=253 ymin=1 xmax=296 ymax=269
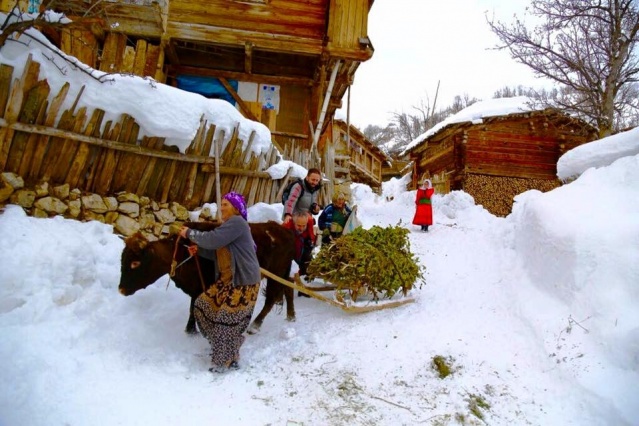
xmin=118 ymin=220 xmax=296 ymax=335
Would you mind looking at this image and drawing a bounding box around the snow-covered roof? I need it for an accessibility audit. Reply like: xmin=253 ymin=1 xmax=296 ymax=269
xmin=402 ymin=96 xmax=541 ymax=155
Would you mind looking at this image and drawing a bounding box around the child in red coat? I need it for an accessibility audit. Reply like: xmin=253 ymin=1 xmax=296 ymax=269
xmin=412 ymin=179 xmax=434 ymax=232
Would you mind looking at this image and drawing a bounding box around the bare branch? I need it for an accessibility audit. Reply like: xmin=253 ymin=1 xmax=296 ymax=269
xmin=487 ymin=0 xmax=639 ymax=136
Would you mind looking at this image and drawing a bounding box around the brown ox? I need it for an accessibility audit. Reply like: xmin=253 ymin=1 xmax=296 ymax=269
xmin=118 ymin=221 xmax=295 ymax=335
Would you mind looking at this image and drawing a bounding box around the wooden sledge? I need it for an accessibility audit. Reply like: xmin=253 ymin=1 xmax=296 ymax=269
xmin=260 ymin=268 xmax=415 ymax=313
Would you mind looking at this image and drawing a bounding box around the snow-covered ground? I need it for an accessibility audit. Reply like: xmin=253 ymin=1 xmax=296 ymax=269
xmin=1 ymin=142 xmax=638 ymax=424
xmin=1 ymin=10 xmax=638 ymax=425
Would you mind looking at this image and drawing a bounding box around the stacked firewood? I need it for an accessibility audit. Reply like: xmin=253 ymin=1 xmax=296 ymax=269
xmin=464 ymin=174 xmax=560 ymax=217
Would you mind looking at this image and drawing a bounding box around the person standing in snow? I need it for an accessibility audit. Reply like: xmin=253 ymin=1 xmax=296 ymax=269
xmin=318 ymin=192 xmax=352 ymax=245
xmin=178 ymin=192 xmax=260 ymax=373
xmin=412 ymin=178 xmax=434 ymax=232
xmin=282 ymin=168 xmax=322 ymax=224
xmin=282 ymin=210 xmax=316 ymax=297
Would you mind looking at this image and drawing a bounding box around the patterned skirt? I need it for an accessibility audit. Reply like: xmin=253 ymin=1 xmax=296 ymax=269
xmin=194 ymin=280 xmax=260 ymax=369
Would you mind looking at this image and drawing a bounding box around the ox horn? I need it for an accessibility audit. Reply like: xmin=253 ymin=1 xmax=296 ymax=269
xmin=136 ymin=235 xmax=148 ymax=250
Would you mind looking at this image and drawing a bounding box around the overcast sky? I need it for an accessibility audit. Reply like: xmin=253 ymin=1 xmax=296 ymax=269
xmin=339 ymin=0 xmax=550 ymax=129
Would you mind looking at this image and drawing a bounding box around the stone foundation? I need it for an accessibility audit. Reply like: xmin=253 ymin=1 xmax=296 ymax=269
xmin=0 ymin=172 xmax=217 ymax=240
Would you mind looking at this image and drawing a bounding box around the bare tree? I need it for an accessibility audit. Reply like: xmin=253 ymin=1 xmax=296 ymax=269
xmin=391 ymin=111 xmax=425 ymax=144
xmin=493 ymin=85 xmax=539 ymax=98
xmin=387 ymin=84 xmax=442 ymax=149
xmin=375 ymin=92 xmax=481 ymax=158
xmin=362 ymin=123 xmax=395 ymax=147
xmin=448 ymin=94 xmax=479 ymax=114
xmin=487 ymin=0 xmax=639 ymax=137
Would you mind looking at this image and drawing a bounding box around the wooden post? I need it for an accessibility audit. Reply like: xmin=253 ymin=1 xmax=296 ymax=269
xmin=311 ymin=60 xmax=341 ymax=160
xmin=215 ymin=129 xmax=224 ymax=221
xmin=275 ymin=166 xmax=294 ymax=202
xmin=201 ymin=124 xmax=217 ymax=204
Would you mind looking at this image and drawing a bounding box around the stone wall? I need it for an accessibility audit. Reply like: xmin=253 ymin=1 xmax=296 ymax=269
xmin=0 ymin=172 xmax=216 ymax=240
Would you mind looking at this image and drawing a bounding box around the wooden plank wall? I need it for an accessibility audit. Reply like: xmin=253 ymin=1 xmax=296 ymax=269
xmin=465 ymin=125 xmax=563 ymax=180
xmin=327 ymin=0 xmax=368 ymax=50
xmin=168 ymin=0 xmax=327 ymax=41
xmin=53 ymin=31 xmax=164 ymax=81
xmin=0 ymin=58 xmax=289 ymax=210
xmin=61 ymin=28 xmax=98 ymax=69
xmin=414 ymin=116 xmax=595 ymax=186
xmin=0 ymin=0 xmax=27 ymax=13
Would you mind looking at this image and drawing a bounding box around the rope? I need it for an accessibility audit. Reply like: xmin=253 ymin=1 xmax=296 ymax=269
xmin=170 ymin=233 xmax=208 ymax=294
xmin=193 ymin=254 xmax=207 ymax=294
xmin=170 ymin=235 xmax=181 ymax=277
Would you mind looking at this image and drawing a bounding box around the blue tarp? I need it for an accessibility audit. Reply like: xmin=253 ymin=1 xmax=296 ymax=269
xmin=175 ymin=75 xmax=237 ymax=105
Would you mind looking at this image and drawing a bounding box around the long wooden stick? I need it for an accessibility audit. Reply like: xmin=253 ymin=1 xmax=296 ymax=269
xmin=259 ymin=268 xmax=416 ymax=313
xmin=260 ymin=267 xmax=346 ymax=309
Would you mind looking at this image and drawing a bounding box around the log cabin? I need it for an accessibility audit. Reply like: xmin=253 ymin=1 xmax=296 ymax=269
xmin=403 ymin=97 xmax=598 ymax=216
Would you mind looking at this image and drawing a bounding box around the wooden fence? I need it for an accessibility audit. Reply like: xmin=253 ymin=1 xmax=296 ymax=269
xmin=0 ymin=56 xmax=303 ymax=210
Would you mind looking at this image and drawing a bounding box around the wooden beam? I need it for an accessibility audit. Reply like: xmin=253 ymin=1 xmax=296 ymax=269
xmin=329 ymin=98 xmax=342 ymax=109
xmin=312 ymin=60 xmax=341 ymax=152
xmin=167 ymin=65 xmax=313 ymax=86
xmin=0 ymin=118 xmax=221 ymax=165
xmin=201 ymin=163 xmax=270 ymax=178
xmin=270 ymin=130 xmax=307 ymax=139
xmin=166 ymin=22 xmax=324 ymax=56
xmin=324 ymin=46 xmax=374 ymax=62
xmin=164 ymin=38 xmax=180 ymax=66
xmin=349 ymin=161 xmax=379 ymax=183
xmin=260 ymin=269 xmax=415 ymax=313
xmin=244 ymin=41 xmax=253 ymax=74
xmin=218 ymin=77 xmax=259 ymax=122
xmin=0 ymin=117 xmax=288 ymax=179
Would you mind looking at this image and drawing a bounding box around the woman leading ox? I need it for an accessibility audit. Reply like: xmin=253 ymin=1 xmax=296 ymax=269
xmin=178 ymin=192 xmax=260 ymax=373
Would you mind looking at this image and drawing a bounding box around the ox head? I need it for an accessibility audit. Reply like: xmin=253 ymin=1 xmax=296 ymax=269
xmin=118 ymin=232 xmax=167 ymax=296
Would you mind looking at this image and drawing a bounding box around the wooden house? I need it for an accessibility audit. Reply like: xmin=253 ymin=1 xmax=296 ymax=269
xmin=382 ymin=159 xmax=411 ymax=181
xmin=404 ymin=98 xmax=598 ymax=216
xmin=321 ymin=119 xmax=389 ymax=196
xmin=5 ymin=0 xmax=375 ymax=159
xmin=0 ymin=0 xmax=377 ymax=208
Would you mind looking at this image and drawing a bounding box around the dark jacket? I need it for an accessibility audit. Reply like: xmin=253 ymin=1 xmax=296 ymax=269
xmin=283 ymin=219 xmax=315 ymax=263
xmin=318 ymin=203 xmax=352 ymax=244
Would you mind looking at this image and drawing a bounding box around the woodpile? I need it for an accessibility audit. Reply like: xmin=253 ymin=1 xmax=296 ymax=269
xmin=464 ymin=173 xmax=560 ymax=217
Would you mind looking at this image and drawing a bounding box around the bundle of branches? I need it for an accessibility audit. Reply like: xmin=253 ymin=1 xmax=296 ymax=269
xmin=307 ymin=224 xmax=425 ymax=302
